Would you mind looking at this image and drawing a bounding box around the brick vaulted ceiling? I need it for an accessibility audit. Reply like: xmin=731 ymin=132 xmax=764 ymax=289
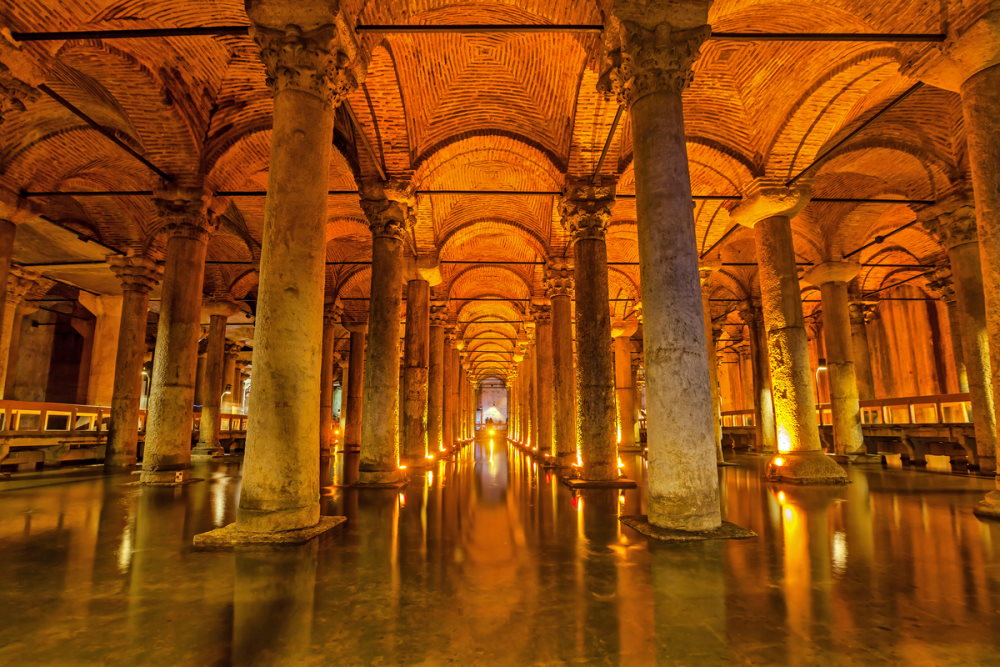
xmin=0 ymin=0 xmax=980 ymax=380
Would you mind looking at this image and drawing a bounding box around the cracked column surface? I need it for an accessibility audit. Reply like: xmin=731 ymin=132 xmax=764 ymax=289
xmin=560 ymin=181 xmax=617 ymax=481
xmin=731 ymin=183 xmax=847 ymax=484
xmin=195 ymin=3 xmax=361 ymax=544
xmin=601 ymin=0 xmax=723 ymax=528
xmin=105 ymin=255 xmax=162 ymax=469
xmin=804 ymin=262 xmax=866 ymax=457
xmin=141 ymin=187 xmax=214 ymax=486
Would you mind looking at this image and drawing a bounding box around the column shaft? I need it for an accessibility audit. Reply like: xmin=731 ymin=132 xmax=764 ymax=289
xmin=319 ymin=313 xmax=337 ymax=466
xmin=702 ymin=293 xmax=723 ymax=462
xmin=613 ymin=335 xmax=636 ymax=448
xmin=401 ymin=280 xmax=429 ymax=463
xmin=193 ymin=313 xmax=228 ymax=457
xmin=550 ymin=290 xmax=576 ymax=461
xmin=848 ymin=303 xmax=877 ymax=400
xmin=747 ymin=309 xmax=778 ymax=452
xmin=344 ymin=328 xmax=365 ymax=451
xmin=944 ymin=301 xmax=969 ymax=392
xmin=427 ymin=315 xmax=445 ymax=452
xmin=442 ymin=341 xmax=456 ymax=448
xmin=535 ymin=314 xmax=554 ymax=456
xmin=818 ymin=280 xmax=865 ymax=455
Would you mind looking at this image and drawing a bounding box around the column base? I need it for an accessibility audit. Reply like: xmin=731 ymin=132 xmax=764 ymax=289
xmin=193 ymin=515 xmax=346 ymax=549
xmin=972 ymin=456 xmax=997 ymax=474
xmin=191 ymin=444 xmax=225 ymax=460
xmin=562 ymin=476 xmax=637 ymax=489
xmin=621 ymin=515 xmax=756 ymax=541
xmin=137 ymin=467 xmax=200 ymax=486
xmin=974 ymin=488 xmax=1000 ymax=520
xmin=766 ymin=451 xmax=849 ymax=484
xmin=400 ymin=455 xmax=436 ymax=469
xmin=353 ymin=468 xmax=409 ymax=488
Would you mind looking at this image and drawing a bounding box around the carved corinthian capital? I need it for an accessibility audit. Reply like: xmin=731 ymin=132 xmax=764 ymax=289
xmin=544 ymin=259 xmax=575 ymax=298
xmin=152 ymin=187 xmax=216 ymax=241
xmin=361 ymin=197 xmax=412 ymax=241
xmin=559 ymin=180 xmax=616 ymax=242
xmin=108 ymin=254 xmax=163 ymax=294
xmin=250 ymin=20 xmax=361 ymax=106
xmin=599 ymin=17 xmax=710 ymax=106
xmin=919 ymin=196 xmax=978 ymax=249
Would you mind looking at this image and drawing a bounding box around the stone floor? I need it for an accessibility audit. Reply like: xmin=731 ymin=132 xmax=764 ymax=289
xmin=0 ymin=435 xmax=999 ymax=665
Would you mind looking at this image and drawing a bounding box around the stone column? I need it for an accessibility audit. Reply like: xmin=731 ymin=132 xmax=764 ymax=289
xmin=611 ymin=318 xmax=638 ymax=449
xmin=401 ymin=278 xmax=430 ymax=465
xmin=427 ymin=301 xmax=447 ymax=452
xmin=343 ymin=320 xmax=366 ymax=453
xmin=442 ymin=328 xmax=457 ymax=449
xmin=699 ymin=276 xmax=724 ymax=463
xmin=847 ymin=298 xmax=877 ymax=400
xmin=926 ymin=270 xmax=969 ymax=393
xmin=79 ymin=294 xmax=123 ymax=406
xmin=222 ymin=343 xmax=239 ymax=412
xmin=141 ymin=188 xmax=214 ymax=485
xmin=319 ymin=304 xmax=341 ymax=470
xmin=523 ymin=342 xmax=537 ymax=449
xmin=804 ymin=262 xmax=866 ymax=457
xmin=921 ymin=199 xmax=996 ymax=471
xmin=233 ymin=360 xmax=248 ymax=413
xmin=0 ymin=268 xmax=38 ymax=399
xmin=602 ymin=3 xmax=729 ymax=530
xmin=193 ymin=300 xmax=240 ymax=459
xmin=545 ymin=261 xmax=577 ymax=463
xmin=193 ymin=345 xmax=207 ymax=407
xmin=357 ymin=187 xmax=410 ymax=486
xmin=0 ymin=219 xmax=16 ymax=359
xmin=731 ymin=183 xmax=847 ymax=483
xmin=739 ymin=302 xmax=778 ymax=453
xmin=105 ymin=255 xmax=161 ymax=469
xmin=194 ymin=9 xmax=360 ymax=544
xmin=532 ymin=302 xmax=554 ymax=456
xmin=451 ymin=342 xmax=464 ymax=447
xmin=559 ymin=182 xmax=617 ymax=480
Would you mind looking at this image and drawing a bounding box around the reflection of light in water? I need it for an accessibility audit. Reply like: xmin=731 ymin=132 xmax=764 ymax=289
xmin=398 ymin=492 xmax=406 ymax=508
xmin=832 ymin=530 xmax=848 ymax=574
xmin=427 ymin=471 xmax=434 ymax=486
xmin=117 ymin=516 xmax=134 ymax=574
xmin=488 ymin=439 xmax=495 ymax=471
xmin=211 ymin=476 xmax=229 ymax=527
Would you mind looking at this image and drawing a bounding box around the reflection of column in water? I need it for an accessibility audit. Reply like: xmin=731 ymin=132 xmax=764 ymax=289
xmin=231 ymin=541 xmax=318 ymax=664
xmin=89 ymin=478 xmax=137 ymax=621
xmin=128 ymin=487 xmax=228 ymax=664
xmin=351 ymin=490 xmax=401 ymax=663
xmin=577 ymin=489 xmax=621 ymax=662
xmin=651 ymin=541 xmax=730 ymax=664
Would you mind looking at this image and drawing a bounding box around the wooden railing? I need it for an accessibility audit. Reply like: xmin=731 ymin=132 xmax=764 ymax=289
xmin=721 ymin=392 xmax=974 ymax=428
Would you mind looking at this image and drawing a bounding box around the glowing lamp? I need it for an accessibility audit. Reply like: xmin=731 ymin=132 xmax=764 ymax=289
xmin=772 ymin=456 xmax=785 ymax=467
xmin=398 ymin=464 xmax=408 ymax=470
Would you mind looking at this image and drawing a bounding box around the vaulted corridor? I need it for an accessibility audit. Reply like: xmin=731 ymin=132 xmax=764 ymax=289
xmin=1 ymin=435 xmax=997 ymax=664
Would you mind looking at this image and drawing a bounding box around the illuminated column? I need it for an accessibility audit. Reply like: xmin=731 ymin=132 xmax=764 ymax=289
xmin=427 ymin=300 xmax=447 ymax=452
xmin=319 ymin=303 xmax=341 ymax=470
xmin=524 ymin=341 xmax=537 ymax=449
xmin=532 ymin=302 xmax=554 ymax=456
xmin=731 ymin=183 xmax=846 ymax=483
xmin=611 ymin=318 xmax=638 ymax=449
xmin=358 ymin=187 xmax=410 ymax=485
xmin=926 ymin=269 xmax=969 ymax=393
xmin=221 ymin=342 xmax=239 ymax=412
xmin=0 ymin=268 xmax=38 ymax=399
xmin=343 ymin=320 xmax=366 ymax=452
xmin=847 ymin=297 xmax=877 ymax=400
xmin=739 ymin=302 xmax=777 ymax=452
xmin=451 ymin=342 xmax=464 ymax=446
xmin=545 ymin=263 xmax=577 ymax=464
xmin=401 ymin=278 xmax=429 ymax=465
xmin=804 ymin=262 xmax=866 ymax=457
xmin=79 ymin=294 xmax=123 ymax=406
xmin=512 ymin=347 xmax=525 ymax=442
xmin=699 ymin=270 xmax=724 ymax=462
xmin=602 ymin=2 xmax=729 ymax=531
xmin=194 ymin=8 xmax=359 ymax=544
xmin=193 ymin=300 xmax=241 ymax=459
xmin=0 ymin=219 xmax=15 ymax=367
xmin=104 ymin=255 xmax=161 ymax=469
xmin=442 ymin=327 xmax=457 ymax=449
xmin=560 ymin=182 xmax=617 ymax=480
xmin=141 ymin=188 xmax=214 ymax=485
xmin=921 ymin=198 xmax=996 ymax=471
xmin=233 ymin=360 xmax=248 ymax=413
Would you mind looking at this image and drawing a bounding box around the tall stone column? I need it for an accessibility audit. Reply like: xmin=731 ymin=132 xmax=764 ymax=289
xmin=559 ymin=182 xmax=617 ymax=480
xmin=427 ymin=301 xmax=447 ymax=452
xmin=0 ymin=268 xmax=38 ymax=399
xmin=804 ymin=262 xmax=866 ymax=457
xmin=222 ymin=342 xmax=239 ymax=412
xmin=233 ymin=360 xmax=248 ymax=413
xmin=927 ymin=270 xmax=969 ymax=393
xmin=79 ymin=294 xmax=123 ymax=406
xmin=193 ymin=300 xmax=240 ymax=459
xmin=0 ymin=219 xmax=16 ymax=359
xmin=847 ymin=298 xmax=877 ymax=400
xmin=141 ymin=188 xmax=214 ymax=485
xmin=921 ymin=199 xmax=996 ymax=471
xmin=699 ymin=274 xmax=724 ymax=462
xmin=451 ymin=342 xmax=464 ymax=446
xmin=343 ymin=320 xmax=366 ymax=453
xmin=545 ymin=261 xmax=577 ymax=463
xmin=523 ymin=342 xmax=537 ymax=449
xmin=611 ymin=318 xmax=638 ymax=449
xmin=602 ymin=2 xmax=732 ymax=531
xmin=319 ymin=304 xmax=341 ymax=470
xmin=401 ymin=278 xmax=430 ymax=465
xmin=195 ymin=8 xmax=360 ymax=545
xmin=532 ymin=302 xmax=555 ymax=456
xmin=105 ymin=255 xmax=161 ymax=469
xmin=739 ymin=302 xmax=777 ymax=453
xmin=358 ymin=187 xmax=410 ymax=486
xmin=442 ymin=328 xmax=457 ymax=449
xmin=731 ymin=184 xmax=847 ymax=483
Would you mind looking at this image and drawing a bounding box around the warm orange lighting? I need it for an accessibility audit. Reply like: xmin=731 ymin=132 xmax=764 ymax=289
xmin=772 ymin=457 xmax=785 ymax=467
xmin=398 ymin=492 xmax=406 ymax=508
xmin=777 ymin=490 xmax=787 ymax=503
xmin=488 ymin=428 xmax=495 ymax=435
xmin=425 ymin=453 xmax=435 ymax=460
xmin=617 ymin=456 xmax=624 ymax=470
xmin=399 ymin=464 xmax=408 ymax=470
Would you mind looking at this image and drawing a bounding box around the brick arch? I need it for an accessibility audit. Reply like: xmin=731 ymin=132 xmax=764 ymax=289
xmin=447 ymin=265 xmax=533 ymax=301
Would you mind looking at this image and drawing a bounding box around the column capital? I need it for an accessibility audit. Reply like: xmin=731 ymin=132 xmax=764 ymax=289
xmin=152 ymin=186 xmax=217 ymax=241
xmin=248 ymin=12 xmax=362 ymax=107
xmin=730 ymin=180 xmax=811 ymax=228
xmin=429 ymin=299 xmax=450 ymax=326
xmin=611 ymin=317 xmax=639 ymax=339
xmin=900 ymin=8 xmax=1000 ymax=92
xmin=202 ymin=299 xmax=242 ymax=320
xmin=698 ymin=258 xmax=723 ymax=285
xmin=848 ymin=301 xmax=878 ymax=326
xmin=4 ymin=267 xmax=41 ymax=305
xmin=224 ymin=341 xmax=242 ymax=361
xmin=559 ymin=179 xmax=616 ymax=242
xmin=599 ymin=1 xmax=712 ymax=106
xmin=324 ymin=300 xmax=343 ymax=326
xmin=736 ymin=300 xmax=764 ymax=326
xmin=108 ymin=253 xmax=162 ymax=294
xmin=0 ymin=34 xmax=44 ymax=123
xmin=530 ymin=301 xmax=552 ymax=324
xmin=342 ymin=317 xmax=367 ymax=334
xmin=925 ymin=264 xmax=958 ymax=304
xmin=803 ymin=261 xmax=860 ymax=287
xmin=544 ymin=259 xmax=575 ymax=298
xmin=360 ymin=181 xmax=414 ymax=241
xmin=919 ymin=195 xmax=978 ymax=249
